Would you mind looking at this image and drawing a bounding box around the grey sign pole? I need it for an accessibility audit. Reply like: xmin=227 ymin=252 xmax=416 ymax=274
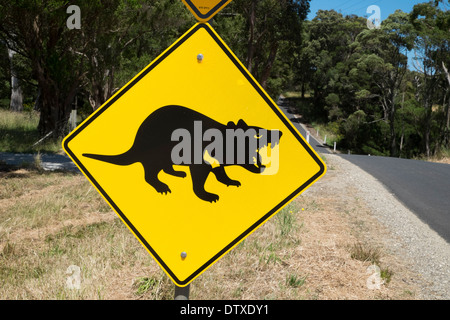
xmin=174 ymin=284 xmax=190 ymax=300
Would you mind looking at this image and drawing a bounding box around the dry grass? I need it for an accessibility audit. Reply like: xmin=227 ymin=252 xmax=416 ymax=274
xmin=430 ymin=157 xmax=450 ymax=165
xmin=0 ymin=156 xmax=421 ymax=300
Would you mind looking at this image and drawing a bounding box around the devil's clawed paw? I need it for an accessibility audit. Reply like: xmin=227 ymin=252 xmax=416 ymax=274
xmin=207 ymin=194 xmax=219 ymax=203
xmin=227 ymin=180 xmax=241 ymax=187
xmin=157 ymin=185 xmax=171 ymax=195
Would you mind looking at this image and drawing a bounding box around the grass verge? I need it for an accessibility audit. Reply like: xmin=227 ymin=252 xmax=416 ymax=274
xmin=0 ymin=109 xmax=63 ymax=153
xmin=0 ymin=155 xmax=420 ymax=299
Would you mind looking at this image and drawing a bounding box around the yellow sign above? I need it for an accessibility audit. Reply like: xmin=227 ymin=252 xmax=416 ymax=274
xmin=62 ymin=23 xmax=326 ymax=287
xmin=182 ymin=0 xmax=232 ymax=22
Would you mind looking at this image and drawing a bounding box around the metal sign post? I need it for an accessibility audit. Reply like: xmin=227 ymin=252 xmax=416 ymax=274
xmin=174 ymin=284 xmax=190 ymax=300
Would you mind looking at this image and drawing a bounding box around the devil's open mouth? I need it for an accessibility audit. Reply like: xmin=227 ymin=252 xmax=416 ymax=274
xmin=253 ymin=129 xmax=282 ymax=170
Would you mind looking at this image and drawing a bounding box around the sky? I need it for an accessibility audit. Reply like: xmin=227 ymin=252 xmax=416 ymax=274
xmin=307 ymin=0 xmax=443 ymax=21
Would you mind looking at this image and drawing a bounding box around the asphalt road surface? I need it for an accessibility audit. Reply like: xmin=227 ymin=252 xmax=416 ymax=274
xmin=340 ymin=154 xmax=450 ymax=243
xmin=0 ymin=152 xmax=78 ymax=172
xmin=277 ymin=97 xmax=331 ymax=155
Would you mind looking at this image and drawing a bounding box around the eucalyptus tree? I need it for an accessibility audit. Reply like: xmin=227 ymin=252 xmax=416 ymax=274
xmin=409 ymin=1 xmax=449 ymax=156
xmin=1 ymin=0 xmax=92 ymax=136
xmin=228 ymin=0 xmax=310 ymax=91
xmin=83 ymin=0 xmax=193 ymax=111
xmin=304 ymin=10 xmax=367 ymax=121
xmin=352 ymin=10 xmax=413 ymax=156
xmin=0 ymin=0 xmax=192 ymax=138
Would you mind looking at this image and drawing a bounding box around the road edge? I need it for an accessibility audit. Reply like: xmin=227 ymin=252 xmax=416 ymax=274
xmin=327 ymin=154 xmax=450 ymax=299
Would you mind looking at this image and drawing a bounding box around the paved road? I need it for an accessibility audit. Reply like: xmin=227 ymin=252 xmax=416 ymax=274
xmin=0 ymin=152 xmax=78 ymax=172
xmin=277 ymin=97 xmax=331 ymax=155
xmin=340 ymin=154 xmax=450 ymax=243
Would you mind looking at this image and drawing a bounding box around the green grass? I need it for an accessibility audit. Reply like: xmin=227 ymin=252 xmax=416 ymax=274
xmin=310 ymin=122 xmax=343 ymax=148
xmin=277 ymin=205 xmax=297 ymax=237
xmin=132 ymin=275 xmax=173 ymax=299
xmin=350 ymin=243 xmax=381 ymax=264
xmin=416 ymin=147 xmax=450 ymax=163
xmin=438 ymin=147 xmax=450 ymax=159
xmin=282 ymin=92 xmax=311 ymax=99
xmin=133 ymin=276 xmax=158 ymax=295
xmin=285 ymin=274 xmax=306 ymax=288
xmin=380 ymin=267 xmax=394 ymax=284
xmin=0 ymin=109 xmax=63 ymax=153
xmin=350 ymin=242 xmax=394 ymax=285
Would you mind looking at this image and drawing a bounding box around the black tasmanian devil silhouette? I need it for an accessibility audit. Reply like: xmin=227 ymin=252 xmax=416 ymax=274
xmin=83 ymin=105 xmax=282 ymax=203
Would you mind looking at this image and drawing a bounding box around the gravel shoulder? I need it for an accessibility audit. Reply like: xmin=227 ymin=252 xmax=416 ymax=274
xmin=326 ymin=154 xmax=450 ymax=299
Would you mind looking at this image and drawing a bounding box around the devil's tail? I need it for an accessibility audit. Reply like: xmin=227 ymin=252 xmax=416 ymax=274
xmin=82 ymin=148 xmax=136 ymax=166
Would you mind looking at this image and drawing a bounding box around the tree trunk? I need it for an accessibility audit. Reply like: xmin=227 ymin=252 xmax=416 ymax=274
xmin=88 ymin=68 xmax=115 ymax=111
xmin=446 ymin=98 xmax=450 ymax=147
xmin=443 ymin=63 xmax=450 ymax=147
xmin=437 ymin=91 xmax=449 ymax=149
xmin=34 ymin=89 xmax=41 ymax=111
xmin=259 ymin=43 xmax=279 ymax=90
xmin=301 ymin=82 xmax=305 ymax=99
xmin=36 ymin=75 xmax=78 ymax=138
xmin=443 ymin=62 xmax=450 ymax=88
xmin=424 ymin=99 xmax=432 ymax=158
xmin=445 ymin=95 xmax=450 ymax=133
xmin=37 ymin=87 xmax=59 ymax=137
xmin=389 ymin=106 xmax=397 ymax=157
xmin=246 ymin=0 xmax=257 ymax=73
xmin=8 ymin=49 xmax=23 ymax=112
xmin=379 ymin=87 xmax=397 ymax=157
xmin=89 ymin=83 xmax=103 ymax=111
xmin=399 ymin=92 xmax=405 ymax=156
xmin=388 ymin=88 xmax=398 ymax=157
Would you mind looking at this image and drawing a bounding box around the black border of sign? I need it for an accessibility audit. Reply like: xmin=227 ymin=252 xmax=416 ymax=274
xmin=63 ymin=23 xmax=326 ymax=287
xmin=183 ymin=0 xmax=231 ymax=20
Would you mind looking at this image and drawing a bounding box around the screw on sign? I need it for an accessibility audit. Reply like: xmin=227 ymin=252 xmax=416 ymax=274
xmin=62 ymin=22 xmax=326 ymax=295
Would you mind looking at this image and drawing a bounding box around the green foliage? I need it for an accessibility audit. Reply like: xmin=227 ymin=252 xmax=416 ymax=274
xmin=380 ymin=267 xmax=394 ymax=284
xmin=293 ymin=4 xmax=449 ymax=158
xmin=286 ymin=274 xmax=306 ymax=288
xmin=277 ymin=204 xmax=297 ymax=237
xmin=0 ymin=0 xmax=447 ymax=159
xmin=133 ymin=276 xmax=158 ymax=296
xmin=220 ymin=0 xmax=310 ymax=98
xmin=0 ymin=0 xmax=310 ymax=137
xmin=0 ymin=0 xmax=195 ymax=137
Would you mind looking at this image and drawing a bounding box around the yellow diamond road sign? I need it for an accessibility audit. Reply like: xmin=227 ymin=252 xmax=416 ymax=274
xmin=62 ymin=23 xmax=326 ymax=287
xmin=182 ymin=0 xmax=232 ymax=22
